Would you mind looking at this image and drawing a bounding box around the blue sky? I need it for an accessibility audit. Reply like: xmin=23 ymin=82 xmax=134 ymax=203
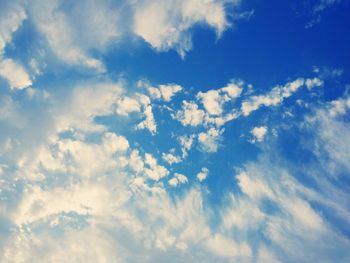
xmin=1 ymin=0 xmax=350 ymax=262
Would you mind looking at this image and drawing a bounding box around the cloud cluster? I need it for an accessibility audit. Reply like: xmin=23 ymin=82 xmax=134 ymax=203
xmin=0 ymin=0 xmax=242 ymax=76
xmin=0 ymin=1 xmax=349 ymax=262
xmin=1 ymin=73 xmax=349 ymax=262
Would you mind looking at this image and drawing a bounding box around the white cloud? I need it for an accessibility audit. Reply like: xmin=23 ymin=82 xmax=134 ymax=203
xmin=251 ymin=126 xmax=268 ymax=142
xmin=56 ymin=81 xmax=123 ymax=133
xmin=197 ymin=89 xmax=223 ymax=115
xmin=144 ymin=153 xmax=170 ymax=181
xmin=29 ymin=0 xmax=120 ymax=71
xmin=148 ymin=84 xmax=183 ymax=102
xmin=173 ymin=81 xmax=242 ymax=130
xmin=197 ymin=81 xmax=243 ymax=116
xmin=162 ymin=151 xmax=182 ymax=165
xmin=306 ymin=95 xmax=350 ymax=173
xmin=313 ymin=0 xmax=342 ymax=13
xmin=0 ymin=0 xmax=246 ymax=79
xmin=136 ymin=104 xmax=157 ymax=134
xmin=221 ymin=195 xmax=265 ymax=231
xmin=206 ymin=234 xmax=252 ymax=259
xmin=1 ymin=76 xmax=350 ymax=262
xmin=115 ymin=96 xmax=141 ymax=116
xmin=132 ymin=0 xmax=233 ymax=57
xmin=221 ymin=82 xmax=244 ymax=98
xmin=0 ymin=1 xmax=27 ymax=54
xmin=0 ymin=59 xmax=32 ymax=90
xmin=237 ymin=171 xmax=274 ymax=200
xmin=174 ymin=100 xmax=206 ymax=126
xmin=168 ymin=173 xmax=188 ymax=187
xmin=327 ymin=96 xmax=350 ymax=117
xmin=198 ymin=127 xmax=223 ymax=152
xmin=197 ymin=167 xmax=209 ymax=182
xmin=178 ymin=134 xmax=195 ymax=158
xmin=241 ymin=77 xmax=323 ymax=116
xmin=257 ymin=246 xmax=281 ymax=263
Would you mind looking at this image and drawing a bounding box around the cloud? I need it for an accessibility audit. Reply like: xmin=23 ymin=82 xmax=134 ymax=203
xmin=206 ymin=234 xmax=252 ymax=259
xmin=0 ymin=59 xmax=32 ymax=90
xmin=0 ymin=9 xmax=349 ymax=259
xmin=198 ymin=127 xmax=223 ymax=152
xmin=147 ymin=84 xmax=183 ymax=102
xmin=197 ymin=81 xmax=243 ymax=116
xmin=56 ymin=81 xmax=123 ymax=133
xmin=305 ymin=95 xmax=350 ymax=173
xmin=0 ymin=0 xmax=244 ymax=73
xmin=0 ymin=0 xmax=27 ymax=54
xmin=251 ymin=126 xmax=268 ymax=142
xmin=28 ymin=0 xmax=120 ymax=71
xmin=1 ymin=75 xmax=350 ymax=262
xmin=313 ymin=0 xmax=342 ymax=13
xmin=115 ymin=96 xmax=142 ymax=116
xmin=168 ymin=173 xmax=188 ymax=187
xmin=305 ymin=0 xmax=344 ymax=28
xmin=178 ymin=134 xmax=195 ymax=158
xmin=197 ymin=167 xmax=209 ymax=182
xmin=174 ymin=100 xmax=206 ymax=126
xmin=132 ymin=0 xmax=234 ymax=57
xmin=136 ymin=104 xmax=157 ymax=134
xmin=162 ymin=151 xmax=182 ymax=165
xmin=241 ymin=77 xmax=323 ymax=116
xmin=144 ymin=153 xmax=170 ymax=181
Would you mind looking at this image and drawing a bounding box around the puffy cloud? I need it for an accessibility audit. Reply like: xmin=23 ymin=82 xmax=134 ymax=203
xmin=168 ymin=173 xmax=188 ymax=187
xmin=136 ymin=104 xmax=157 ymax=134
xmin=178 ymin=134 xmax=195 ymax=158
xmin=197 ymin=167 xmax=209 ymax=182
xmin=115 ymin=96 xmax=142 ymax=116
xmin=198 ymin=127 xmax=223 ymax=152
xmin=0 ymin=0 xmax=27 ymax=54
xmin=174 ymin=100 xmax=206 ymax=126
xmin=56 ymin=81 xmax=123 ymax=133
xmin=114 ymin=92 xmax=158 ymax=134
xmin=1 ymin=5 xmax=349 ymax=259
xmin=197 ymin=81 xmax=243 ymax=116
xmin=162 ymin=151 xmax=182 ymax=165
xmin=173 ymin=81 xmax=242 ymax=130
xmin=241 ymin=77 xmax=323 ymax=116
xmin=197 ymin=90 xmax=223 ymax=115
xmin=1 ymin=75 xmax=350 ymax=262
xmin=28 ymin=0 xmax=120 ymax=71
xmin=0 ymin=2 xmax=32 ymax=90
xmin=327 ymin=96 xmax=350 ymax=117
xmin=133 ymin=0 xmax=234 ymax=57
xmin=251 ymin=126 xmax=268 ymax=142
xmin=144 ymin=153 xmax=170 ymax=181
xmin=148 ymin=84 xmax=183 ymax=102
xmin=0 ymin=0 xmax=244 ymax=74
xmin=0 ymin=59 xmax=32 ymax=90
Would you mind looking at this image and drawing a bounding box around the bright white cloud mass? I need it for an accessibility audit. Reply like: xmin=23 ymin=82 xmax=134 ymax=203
xmin=0 ymin=1 xmax=350 ymax=262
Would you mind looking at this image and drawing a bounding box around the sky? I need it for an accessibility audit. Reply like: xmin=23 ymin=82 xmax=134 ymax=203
xmin=0 ymin=0 xmax=350 ymax=262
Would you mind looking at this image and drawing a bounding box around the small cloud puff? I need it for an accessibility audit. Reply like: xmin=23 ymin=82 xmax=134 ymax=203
xmin=198 ymin=127 xmax=224 ymax=152
xmin=251 ymin=126 xmax=268 ymax=143
xmin=197 ymin=167 xmax=209 ymax=182
xmin=168 ymin=173 xmax=188 ymax=187
xmin=162 ymin=150 xmax=182 ymax=165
